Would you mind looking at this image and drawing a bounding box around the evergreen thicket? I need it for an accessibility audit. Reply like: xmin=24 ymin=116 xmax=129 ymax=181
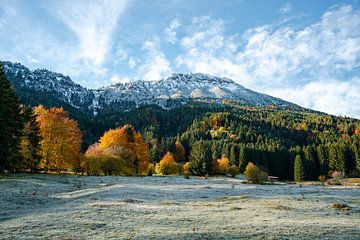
xmin=0 ymin=65 xmax=24 ymax=170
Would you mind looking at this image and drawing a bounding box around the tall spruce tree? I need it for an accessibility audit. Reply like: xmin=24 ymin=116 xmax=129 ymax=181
xmin=189 ymin=141 xmax=212 ymax=176
xmin=229 ymin=145 xmax=238 ymax=165
xmin=317 ymin=145 xmax=329 ymax=176
xmin=0 ymin=64 xmax=23 ymax=170
xmin=19 ymin=106 xmax=41 ymax=171
xmin=238 ymin=146 xmax=248 ymax=173
xmin=294 ymin=154 xmax=305 ymax=182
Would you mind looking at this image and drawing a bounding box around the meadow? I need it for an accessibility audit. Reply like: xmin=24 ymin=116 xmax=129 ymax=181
xmin=0 ymin=174 xmax=359 ymax=239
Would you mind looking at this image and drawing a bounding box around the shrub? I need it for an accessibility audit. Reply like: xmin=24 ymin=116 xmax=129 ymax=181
xmin=244 ymin=162 xmax=268 ymax=184
xmin=332 ymin=203 xmax=350 ymax=210
xmin=183 ymin=162 xmax=192 ymax=172
xmin=84 ymin=157 xmax=102 ymax=176
xmin=156 ymin=152 xmax=179 ymax=175
xmin=217 ymin=156 xmax=229 ymax=175
xmin=328 ymin=171 xmax=345 ymax=185
xmin=332 ymin=171 xmax=345 ymax=180
xmin=319 ymin=175 xmax=327 ymax=183
xmin=228 ymin=165 xmax=239 ymax=177
xmin=183 ymin=170 xmax=190 ymax=179
xmin=147 ymin=163 xmax=155 ymax=176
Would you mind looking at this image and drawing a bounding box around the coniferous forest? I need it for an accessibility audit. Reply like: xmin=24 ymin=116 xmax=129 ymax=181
xmin=1 ymin=63 xmax=360 ymax=181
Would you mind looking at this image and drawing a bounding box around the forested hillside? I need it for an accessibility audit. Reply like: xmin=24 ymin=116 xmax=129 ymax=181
xmin=2 ymin=62 xmax=360 ymax=180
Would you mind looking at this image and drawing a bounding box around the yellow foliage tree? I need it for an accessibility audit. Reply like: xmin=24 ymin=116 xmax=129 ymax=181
xmin=34 ymin=106 xmax=82 ymax=171
xmin=244 ymin=162 xmax=268 ymax=184
xmin=99 ymin=124 xmax=149 ymax=174
xmin=156 ymin=151 xmax=178 ymax=175
xmin=217 ymin=156 xmax=229 ymax=175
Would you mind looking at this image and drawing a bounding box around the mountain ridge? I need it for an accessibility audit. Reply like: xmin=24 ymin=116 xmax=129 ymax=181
xmin=1 ymin=60 xmax=301 ymax=115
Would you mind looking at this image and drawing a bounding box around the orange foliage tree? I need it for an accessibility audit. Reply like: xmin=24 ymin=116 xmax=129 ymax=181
xmin=99 ymin=124 xmax=149 ymax=174
xmin=34 ymin=106 xmax=82 ymax=171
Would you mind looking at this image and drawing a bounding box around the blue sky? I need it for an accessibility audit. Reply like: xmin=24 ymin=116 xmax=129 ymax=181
xmin=1 ymin=0 xmax=360 ymax=118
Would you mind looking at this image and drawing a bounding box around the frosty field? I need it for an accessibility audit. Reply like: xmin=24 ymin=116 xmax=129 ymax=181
xmin=0 ymin=174 xmax=359 ymax=240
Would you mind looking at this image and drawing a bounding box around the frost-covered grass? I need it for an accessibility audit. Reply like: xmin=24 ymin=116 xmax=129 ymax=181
xmin=0 ymin=174 xmax=359 ymax=239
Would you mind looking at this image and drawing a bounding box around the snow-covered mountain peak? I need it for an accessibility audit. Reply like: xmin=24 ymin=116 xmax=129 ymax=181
xmin=1 ymin=61 xmax=298 ymax=115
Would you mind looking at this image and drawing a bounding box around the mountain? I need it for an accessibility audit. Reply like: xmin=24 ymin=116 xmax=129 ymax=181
xmin=1 ymin=61 xmax=301 ymax=116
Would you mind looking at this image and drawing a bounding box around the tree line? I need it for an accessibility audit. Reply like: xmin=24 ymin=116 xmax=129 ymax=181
xmin=1 ymin=64 xmax=360 ymax=180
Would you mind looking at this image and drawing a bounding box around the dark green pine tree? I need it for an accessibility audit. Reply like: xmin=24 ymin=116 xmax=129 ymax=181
xmin=328 ymin=144 xmax=338 ymax=171
xmin=0 ymin=64 xmax=24 ymax=170
xmin=238 ymin=146 xmax=248 ymax=173
xmin=317 ymin=145 xmax=329 ymax=176
xmin=229 ymin=145 xmax=238 ymax=165
xmin=221 ymin=143 xmax=229 ymax=158
xmin=329 ymin=143 xmax=346 ymax=172
xmin=211 ymin=141 xmax=220 ymax=160
xmin=189 ymin=141 xmax=212 ymax=176
xmin=303 ymin=146 xmax=319 ymax=180
xmin=294 ymin=154 xmax=305 ymax=182
xmin=354 ymin=143 xmax=360 ymax=172
xmin=19 ymin=106 xmax=41 ymax=172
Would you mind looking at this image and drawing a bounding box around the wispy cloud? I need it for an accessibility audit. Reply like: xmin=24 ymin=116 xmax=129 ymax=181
xmin=138 ymin=40 xmax=172 ymax=81
xmin=43 ymin=0 xmax=128 ymax=67
xmin=165 ymin=19 xmax=181 ymax=44
xmin=279 ymin=3 xmax=292 ymax=13
xmin=175 ymin=5 xmax=360 ymax=117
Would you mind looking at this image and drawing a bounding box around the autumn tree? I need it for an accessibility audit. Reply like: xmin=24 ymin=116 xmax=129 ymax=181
xmin=34 ymin=106 xmax=82 ymax=171
xmin=244 ymin=162 xmax=268 ymax=184
xmin=99 ymin=124 xmax=149 ymax=174
xmin=217 ymin=155 xmax=230 ymax=175
xmin=175 ymin=141 xmax=185 ymax=162
xmin=0 ymin=64 xmax=23 ymax=170
xmin=156 ymin=151 xmax=178 ymax=175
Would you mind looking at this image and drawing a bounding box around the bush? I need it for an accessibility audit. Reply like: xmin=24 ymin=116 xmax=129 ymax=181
xmin=217 ymin=156 xmax=229 ymax=175
xmin=244 ymin=162 xmax=268 ymax=184
xmin=328 ymin=171 xmax=345 ymax=185
xmin=183 ymin=162 xmax=192 ymax=172
xmin=228 ymin=165 xmax=239 ymax=177
xmin=183 ymin=170 xmax=191 ymax=179
xmin=156 ymin=152 xmax=179 ymax=175
xmin=332 ymin=171 xmax=345 ymax=180
xmin=146 ymin=163 xmax=155 ymax=176
xmin=84 ymin=157 xmax=102 ymax=176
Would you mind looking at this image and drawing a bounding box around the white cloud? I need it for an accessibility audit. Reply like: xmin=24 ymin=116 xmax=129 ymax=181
xmin=44 ymin=0 xmax=127 ymax=66
xmin=279 ymin=3 xmax=292 ymax=13
xmin=138 ymin=40 xmax=172 ymax=81
xmin=176 ymin=5 xmax=360 ymax=118
xmin=110 ymin=75 xmax=130 ymax=84
xmin=128 ymin=58 xmax=136 ymax=68
xmin=268 ymin=78 xmax=360 ymax=118
xmin=165 ymin=18 xmax=181 ymax=44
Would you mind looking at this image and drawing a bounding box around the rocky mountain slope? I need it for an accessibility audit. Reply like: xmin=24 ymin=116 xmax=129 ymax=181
xmin=1 ymin=61 xmax=299 ymax=115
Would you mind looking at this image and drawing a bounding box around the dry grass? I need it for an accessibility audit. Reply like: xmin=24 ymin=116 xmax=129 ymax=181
xmin=0 ymin=174 xmax=359 ymax=239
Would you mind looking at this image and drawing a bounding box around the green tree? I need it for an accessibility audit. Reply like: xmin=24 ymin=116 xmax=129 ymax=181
xmin=19 ymin=106 xmax=41 ymax=171
xmin=189 ymin=141 xmax=212 ymax=176
xmin=317 ymin=145 xmax=328 ymax=176
xmin=294 ymin=154 xmax=305 ymax=182
xmin=0 ymin=64 xmax=24 ymax=170
xmin=238 ymin=146 xmax=248 ymax=173
xmin=229 ymin=145 xmax=238 ymax=165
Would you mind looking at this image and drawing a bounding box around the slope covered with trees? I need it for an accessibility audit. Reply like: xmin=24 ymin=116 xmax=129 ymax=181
xmin=1 ymin=62 xmax=360 ymax=180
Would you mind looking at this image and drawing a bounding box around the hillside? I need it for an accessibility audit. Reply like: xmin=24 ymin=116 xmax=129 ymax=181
xmin=1 ymin=61 xmax=360 ymax=180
